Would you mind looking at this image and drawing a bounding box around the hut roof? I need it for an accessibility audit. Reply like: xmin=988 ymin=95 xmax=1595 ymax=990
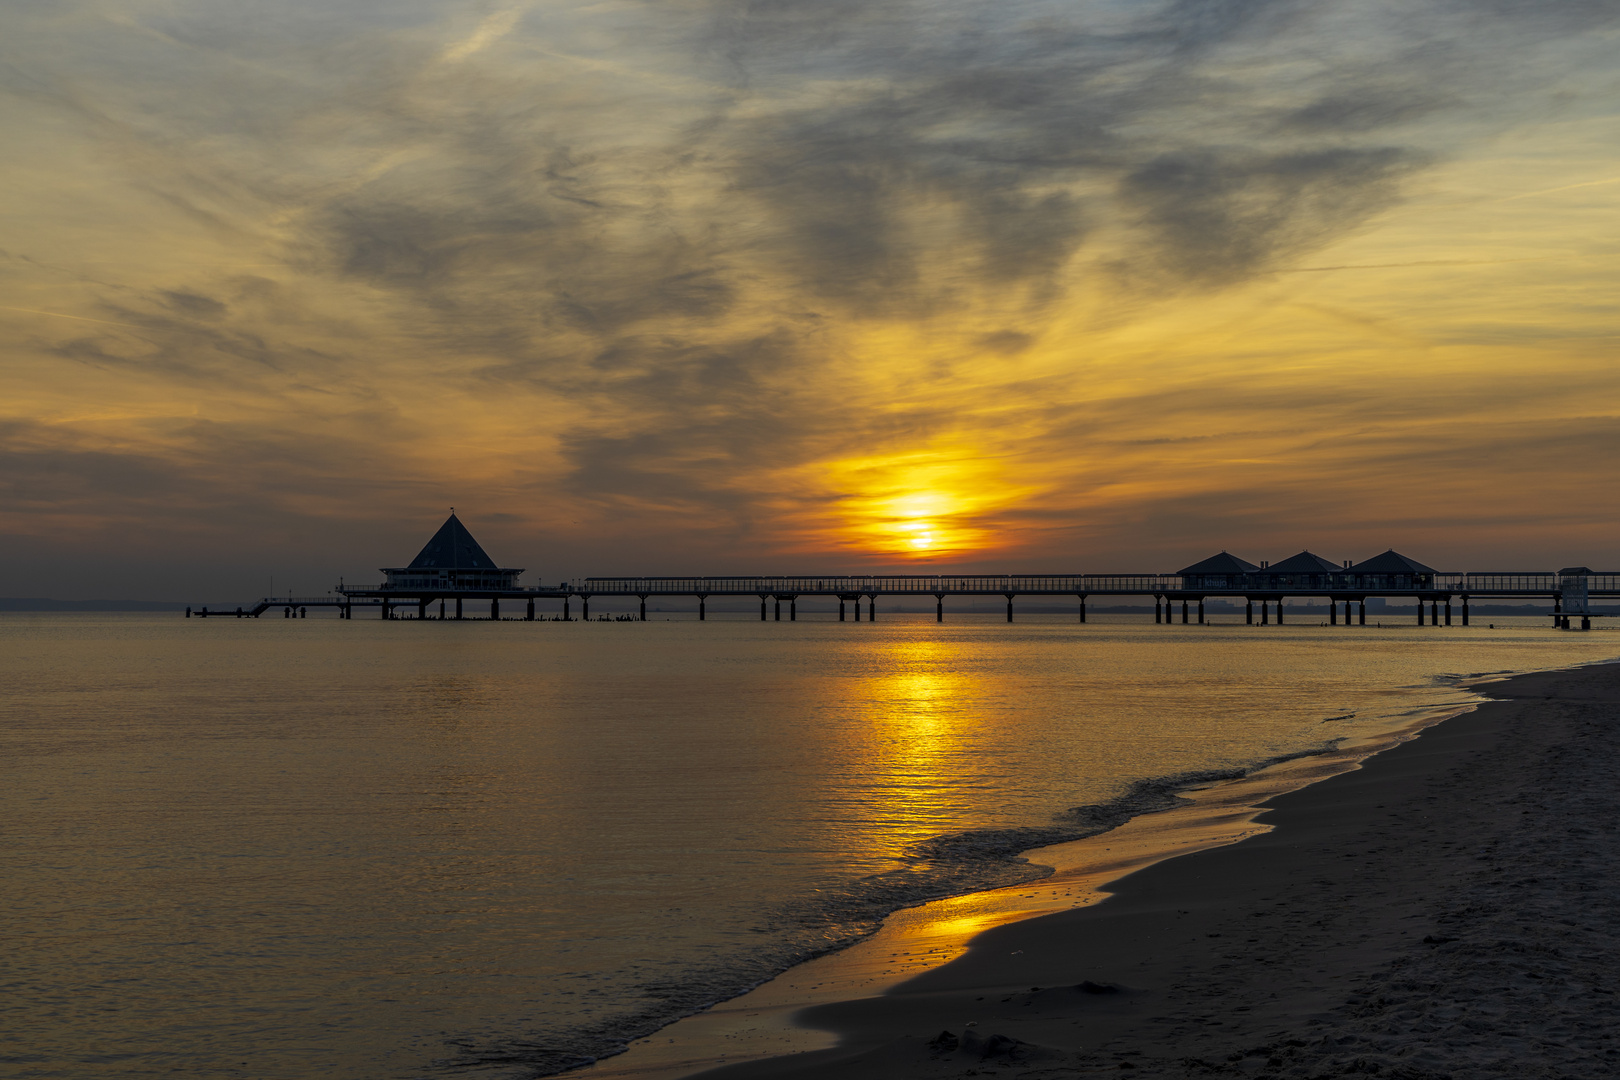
xmin=1347 ymin=549 xmax=1436 ymax=575
xmin=1178 ymin=551 xmax=1260 ymax=576
xmin=406 ymin=512 xmax=502 ymax=570
xmin=1261 ymin=551 xmax=1341 ymax=574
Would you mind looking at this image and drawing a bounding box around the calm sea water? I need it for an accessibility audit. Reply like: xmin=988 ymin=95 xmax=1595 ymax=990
xmin=4 ymin=612 xmax=1614 ymax=1078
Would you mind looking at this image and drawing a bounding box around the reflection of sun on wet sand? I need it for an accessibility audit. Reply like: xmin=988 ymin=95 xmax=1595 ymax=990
xmin=585 ymin=662 xmax=1620 ymax=1080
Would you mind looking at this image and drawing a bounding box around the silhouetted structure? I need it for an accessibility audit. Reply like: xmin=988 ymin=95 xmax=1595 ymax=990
xmin=192 ymin=520 xmax=1617 ymax=631
xmin=382 ymin=511 xmax=523 ymax=591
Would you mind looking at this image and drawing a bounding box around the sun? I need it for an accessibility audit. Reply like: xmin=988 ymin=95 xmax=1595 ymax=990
xmin=908 ymin=525 xmax=937 ymax=550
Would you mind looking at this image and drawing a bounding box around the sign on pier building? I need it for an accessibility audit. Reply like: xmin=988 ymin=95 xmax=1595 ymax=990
xmin=381 ymin=511 xmax=524 ymax=591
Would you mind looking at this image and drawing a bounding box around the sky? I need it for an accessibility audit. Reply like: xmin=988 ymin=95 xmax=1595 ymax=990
xmin=2 ymin=0 xmax=1618 ymax=599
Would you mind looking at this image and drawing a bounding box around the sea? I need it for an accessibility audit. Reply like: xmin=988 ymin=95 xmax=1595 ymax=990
xmin=4 ymin=610 xmax=1614 ymax=1079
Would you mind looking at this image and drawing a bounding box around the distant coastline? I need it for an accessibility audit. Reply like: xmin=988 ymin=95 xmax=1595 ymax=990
xmin=0 ymin=598 xmax=186 ymax=612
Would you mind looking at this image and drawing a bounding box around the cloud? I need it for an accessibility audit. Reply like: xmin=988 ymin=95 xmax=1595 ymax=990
xmin=2 ymin=0 xmax=1619 ymax=594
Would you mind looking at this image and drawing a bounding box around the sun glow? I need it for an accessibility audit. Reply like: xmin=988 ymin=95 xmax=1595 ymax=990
xmin=814 ymin=448 xmax=1044 ymax=559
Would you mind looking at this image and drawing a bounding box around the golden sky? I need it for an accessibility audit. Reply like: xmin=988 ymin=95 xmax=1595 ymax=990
xmin=2 ymin=0 xmax=1618 ymax=597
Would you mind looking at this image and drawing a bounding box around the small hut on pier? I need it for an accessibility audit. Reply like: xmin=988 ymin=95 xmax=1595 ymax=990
xmin=1247 ymin=551 xmax=1341 ymax=592
xmin=1342 ymin=550 xmax=1436 ymax=592
xmin=1178 ymin=551 xmax=1260 ymax=591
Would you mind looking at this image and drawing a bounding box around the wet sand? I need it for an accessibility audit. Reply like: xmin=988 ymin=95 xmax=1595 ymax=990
xmin=670 ymin=661 xmax=1620 ymax=1079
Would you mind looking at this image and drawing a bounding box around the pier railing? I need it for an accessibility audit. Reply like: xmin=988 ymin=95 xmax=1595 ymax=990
xmin=570 ymin=572 xmax=1620 ymax=597
xmin=573 ymin=575 xmax=1177 ymax=596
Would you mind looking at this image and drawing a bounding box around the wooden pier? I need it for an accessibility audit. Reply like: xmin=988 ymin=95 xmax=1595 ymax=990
xmin=189 ymin=516 xmax=1617 ymax=630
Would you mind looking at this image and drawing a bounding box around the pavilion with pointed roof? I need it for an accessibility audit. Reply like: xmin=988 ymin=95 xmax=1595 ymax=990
xmin=1342 ymin=549 xmax=1436 ymax=592
xmin=1246 ymin=550 xmax=1342 ymax=591
xmin=1177 ymin=551 xmax=1260 ymax=591
xmin=380 ymin=511 xmax=525 ymax=592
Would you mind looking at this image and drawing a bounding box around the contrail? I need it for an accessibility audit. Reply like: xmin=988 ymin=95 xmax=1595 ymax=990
xmin=0 ymin=305 xmax=145 ymax=329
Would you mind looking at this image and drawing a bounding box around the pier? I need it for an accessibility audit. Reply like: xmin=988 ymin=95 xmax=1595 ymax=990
xmin=190 ymin=516 xmax=1617 ymax=630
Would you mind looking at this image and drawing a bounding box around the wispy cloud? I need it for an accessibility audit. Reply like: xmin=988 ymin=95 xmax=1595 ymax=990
xmin=2 ymin=0 xmax=1619 ymax=594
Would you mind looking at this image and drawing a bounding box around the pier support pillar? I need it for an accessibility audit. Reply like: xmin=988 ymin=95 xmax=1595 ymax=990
xmin=1246 ymin=600 xmax=1253 ymax=624
xmin=790 ymin=598 xmax=797 ymax=621
xmin=640 ymin=596 xmax=647 ymax=621
xmin=1155 ymin=597 xmax=1162 ymax=624
xmin=936 ymin=594 xmax=944 ymax=623
xmin=1444 ymin=600 xmax=1451 ymax=626
xmin=870 ymin=596 xmax=877 ymax=622
xmin=300 ymin=607 xmax=306 ymax=618
xmin=419 ymin=600 xmax=427 ymax=620
xmin=1261 ymin=600 xmax=1269 ymax=625
xmin=1277 ymin=599 xmax=1285 ymax=625
xmin=699 ymin=597 xmax=706 ymax=621
xmin=563 ymin=597 xmax=570 ymax=620
xmin=1330 ymin=600 xmax=1337 ymax=625
xmin=455 ymin=598 xmax=462 ymax=620
xmin=438 ymin=599 xmax=445 ymax=620
xmin=382 ymin=600 xmax=391 ymax=620
xmin=1198 ymin=600 xmax=1205 ymax=624
xmin=761 ymin=597 xmax=767 ymax=621
xmin=1582 ymin=615 xmax=1591 ymax=631
xmin=1181 ymin=600 xmax=1189 ymax=624
xmin=839 ymin=598 xmax=845 ymax=621
xmin=1006 ymin=595 xmax=1014 ymax=623
xmin=1431 ymin=599 xmax=1439 ymax=626
xmin=526 ymin=598 xmax=534 ymax=621
xmin=1461 ymin=597 xmax=1468 ymax=626
xmin=1360 ymin=601 xmax=1366 ymax=625
xmin=1079 ymin=597 xmax=1087 ymax=624
xmin=1416 ymin=601 xmax=1423 ymax=626
xmin=492 ymin=598 xmax=500 ymax=620
xmin=774 ymin=598 xmax=781 ymax=621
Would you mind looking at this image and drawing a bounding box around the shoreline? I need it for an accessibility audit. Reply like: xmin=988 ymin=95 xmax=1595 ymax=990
xmin=657 ymin=658 xmax=1620 ymax=1079
xmin=582 ymin=674 xmax=1498 ymax=1080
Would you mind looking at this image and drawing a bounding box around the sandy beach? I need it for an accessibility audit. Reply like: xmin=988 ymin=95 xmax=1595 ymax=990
xmin=663 ymin=660 xmax=1620 ymax=1079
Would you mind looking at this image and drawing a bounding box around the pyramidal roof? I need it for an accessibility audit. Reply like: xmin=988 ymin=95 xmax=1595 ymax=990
xmin=1347 ymin=549 xmax=1435 ymax=575
xmin=1261 ymin=550 xmax=1341 ymax=574
xmin=406 ymin=512 xmax=502 ymax=570
xmin=1178 ymin=551 xmax=1260 ymax=576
